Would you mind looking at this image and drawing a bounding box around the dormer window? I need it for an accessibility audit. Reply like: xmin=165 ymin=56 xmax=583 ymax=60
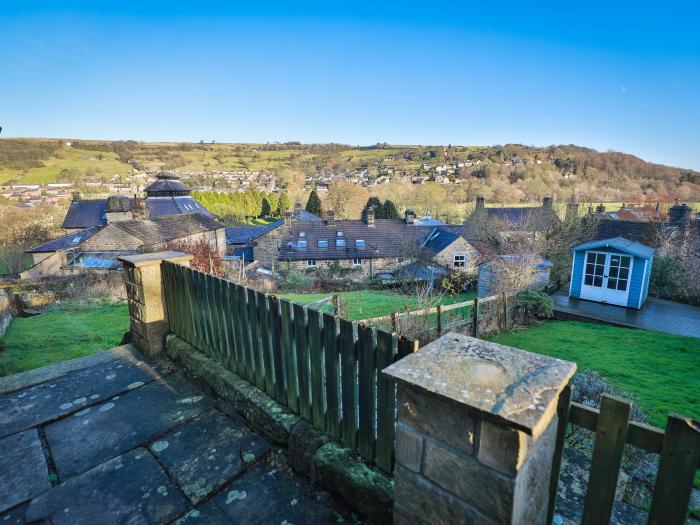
xmin=355 ymin=239 xmax=365 ymax=247
xmin=336 ymin=231 xmax=344 ymax=237
xmin=336 ymin=239 xmax=347 ymax=247
xmin=318 ymin=240 xmax=328 ymax=248
xmin=299 ymin=231 xmax=307 ymax=238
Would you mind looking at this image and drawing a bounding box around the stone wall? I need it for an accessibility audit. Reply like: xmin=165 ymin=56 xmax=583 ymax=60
xmin=432 ymin=237 xmax=480 ymax=273
xmin=283 ymin=257 xmax=401 ymax=280
xmin=81 ymin=224 xmax=142 ymax=251
xmin=0 ymin=288 xmax=11 ymax=337
xmin=255 ymin=225 xmax=288 ymax=268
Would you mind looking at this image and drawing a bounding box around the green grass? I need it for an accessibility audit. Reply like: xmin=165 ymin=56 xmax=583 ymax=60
xmin=0 ymin=303 xmax=129 ymax=376
xmin=488 ymin=320 xmax=700 ymax=428
xmin=277 ymin=290 xmax=475 ymax=321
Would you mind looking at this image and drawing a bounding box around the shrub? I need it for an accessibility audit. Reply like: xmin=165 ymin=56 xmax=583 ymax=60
xmin=280 ymin=269 xmax=312 ymax=292
xmin=515 ymin=290 xmax=553 ymax=320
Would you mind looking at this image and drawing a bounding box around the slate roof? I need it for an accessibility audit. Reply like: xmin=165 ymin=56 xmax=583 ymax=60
xmin=226 ymin=220 xmax=284 ymax=245
xmin=144 ymin=172 xmax=190 ymax=196
xmin=113 ymin=213 xmax=224 ymax=245
xmin=278 ymin=220 xmax=472 ymax=261
xmin=573 ymin=236 xmax=655 ymax=259
xmin=592 ymin=219 xmax=661 ymax=245
xmin=27 ymin=227 xmax=100 ymax=253
xmin=297 ymin=209 xmax=323 ymax=222
xmin=421 ymin=228 xmax=461 ymax=256
xmin=475 ymin=206 xmax=560 ymax=230
xmin=61 ymin=196 xmax=215 ymax=229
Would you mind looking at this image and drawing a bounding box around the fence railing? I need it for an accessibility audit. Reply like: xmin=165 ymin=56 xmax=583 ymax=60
xmin=161 ymin=261 xmax=418 ymax=473
xmin=548 ymin=387 xmax=700 ymax=525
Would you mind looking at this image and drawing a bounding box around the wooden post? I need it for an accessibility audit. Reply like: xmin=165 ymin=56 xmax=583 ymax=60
xmin=472 ymin=297 xmax=479 ymax=338
xmin=502 ymin=293 xmax=508 ymax=331
xmin=391 ymin=312 xmax=398 ymax=333
xmin=436 ymin=305 xmax=443 ymax=336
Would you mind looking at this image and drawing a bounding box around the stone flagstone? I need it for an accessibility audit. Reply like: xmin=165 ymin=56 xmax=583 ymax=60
xmin=0 ymin=429 xmax=51 ymax=513
xmin=44 ymin=373 xmax=211 ymax=478
xmin=25 ymin=448 xmax=189 ymax=525
xmin=150 ymin=408 xmax=271 ymax=504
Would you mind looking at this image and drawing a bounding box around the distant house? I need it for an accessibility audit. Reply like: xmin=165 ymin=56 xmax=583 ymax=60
xmin=468 ymin=196 xmax=560 ymax=238
xmin=569 ymin=237 xmax=654 ymax=309
xmin=62 ymin=172 xmax=215 ymax=231
xmin=273 ymin=209 xmax=482 ymax=280
xmin=23 ymin=213 xmax=225 ymax=280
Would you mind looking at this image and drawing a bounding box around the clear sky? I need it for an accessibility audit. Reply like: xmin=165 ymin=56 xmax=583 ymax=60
xmin=2 ymin=1 xmax=699 ymax=169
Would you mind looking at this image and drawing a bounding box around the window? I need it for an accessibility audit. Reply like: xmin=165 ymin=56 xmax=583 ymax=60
xmin=584 ymin=252 xmax=605 ymax=287
xmin=355 ymin=239 xmax=366 ymax=247
xmin=307 ymin=259 xmax=317 ymax=267
xmin=318 ymin=239 xmax=328 ymax=248
xmin=336 ymin=231 xmax=344 ymax=237
xmin=297 ymin=240 xmax=308 ymax=248
xmin=454 ymin=254 xmax=466 ymax=268
xmin=299 ymin=231 xmax=307 ymax=238
xmin=336 ymin=239 xmax=347 ymax=247
xmin=352 ymin=258 xmax=362 ymax=266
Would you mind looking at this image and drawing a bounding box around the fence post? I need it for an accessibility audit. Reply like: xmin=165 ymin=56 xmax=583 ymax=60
xmin=118 ymin=251 xmax=193 ymax=358
xmin=502 ymin=293 xmax=508 ymax=330
xmin=391 ymin=312 xmax=398 ymax=333
xmin=383 ymin=333 xmax=576 ymax=524
xmin=436 ymin=305 xmax=443 ymax=336
xmin=471 ymin=297 xmax=479 ymax=338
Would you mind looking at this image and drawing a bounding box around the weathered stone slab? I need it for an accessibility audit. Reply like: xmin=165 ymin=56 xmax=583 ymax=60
xmin=25 ymin=448 xmax=189 ymax=525
xmin=150 ymin=408 xmax=270 ymax=504
xmin=288 ymin=420 xmax=329 ymax=477
xmin=215 ymin=460 xmax=353 ymax=524
xmin=383 ymin=333 xmax=576 ymax=436
xmin=172 ymin=501 xmax=232 ymax=525
xmin=0 ymin=429 xmax=51 ymax=513
xmin=45 ymin=373 xmax=211 ymax=478
xmin=0 ymin=353 xmax=165 ymax=438
xmin=0 ymin=502 xmax=28 ymax=524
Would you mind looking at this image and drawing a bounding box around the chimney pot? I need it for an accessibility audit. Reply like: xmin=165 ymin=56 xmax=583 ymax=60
xmin=476 ymin=196 xmax=485 ymax=209
xmin=405 ymin=209 xmax=416 ymax=224
xmin=366 ymin=206 xmax=375 ymax=226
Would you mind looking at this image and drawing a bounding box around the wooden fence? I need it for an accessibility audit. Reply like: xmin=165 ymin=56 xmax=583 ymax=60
xmin=161 ymin=261 xmax=418 ymax=474
xmin=547 ymin=388 xmax=700 ymax=525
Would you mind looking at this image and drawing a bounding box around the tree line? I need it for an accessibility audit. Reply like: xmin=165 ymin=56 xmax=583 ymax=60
xmin=192 ymin=189 xmax=291 ymax=222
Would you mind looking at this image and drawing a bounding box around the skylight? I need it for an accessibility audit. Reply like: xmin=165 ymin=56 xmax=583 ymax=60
xmin=297 ymin=240 xmax=308 ymax=248
xmin=336 ymin=239 xmax=347 ymax=247
xmin=355 ymin=239 xmax=365 ymax=247
xmin=318 ymin=240 xmax=328 ymax=248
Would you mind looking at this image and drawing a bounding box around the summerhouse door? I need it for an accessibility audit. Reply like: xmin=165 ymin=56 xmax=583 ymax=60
xmin=580 ymin=251 xmax=632 ymax=306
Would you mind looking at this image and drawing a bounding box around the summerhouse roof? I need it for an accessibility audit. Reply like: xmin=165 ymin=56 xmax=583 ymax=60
xmin=572 ymin=236 xmax=655 ymax=259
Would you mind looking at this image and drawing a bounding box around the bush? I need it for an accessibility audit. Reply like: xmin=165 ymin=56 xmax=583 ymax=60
xmin=650 ymin=255 xmax=700 ymax=306
xmin=280 ymin=269 xmax=313 ymax=292
xmin=515 ymin=290 xmax=553 ymax=320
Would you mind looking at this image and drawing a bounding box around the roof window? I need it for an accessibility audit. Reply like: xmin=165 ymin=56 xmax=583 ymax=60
xmin=318 ymin=240 xmax=328 ymax=248
xmin=355 ymin=239 xmax=366 ymax=247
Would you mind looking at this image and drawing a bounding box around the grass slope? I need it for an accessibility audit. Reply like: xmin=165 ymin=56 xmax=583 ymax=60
xmin=489 ymin=320 xmax=700 ymax=428
xmin=0 ymin=303 xmax=129 ymax=376
xmin=278 ymin=290 xmax=474 ymax=321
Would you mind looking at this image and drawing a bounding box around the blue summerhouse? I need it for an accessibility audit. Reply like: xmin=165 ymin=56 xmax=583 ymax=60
xmin=569 ymin=237 xmax=654 ymax=309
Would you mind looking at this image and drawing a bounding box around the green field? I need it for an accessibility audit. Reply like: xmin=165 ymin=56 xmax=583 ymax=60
xmin=0 ymin=303 xmax=129 ymax=376
xmin=278 ymin=290 xmax=475 ymax=321
xmin=488 ymin=321 xmax=700 ymax=428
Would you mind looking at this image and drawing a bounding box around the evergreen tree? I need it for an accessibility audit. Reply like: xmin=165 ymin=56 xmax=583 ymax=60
xmin=382 ymin=199 xmax=400 ymax=219
xmin=362 ymin=196 xmax=381 ymax=219
xmin=305 ymin=190 xmax=323 ymax=216
xmin=278 ymin=192 xmax=291 ymax=215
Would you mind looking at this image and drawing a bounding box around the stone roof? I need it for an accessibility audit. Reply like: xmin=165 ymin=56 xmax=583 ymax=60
xmin=113 ymin=213 xmax=224 ymax=245
xmin=278 ymin=219 xmax=472 ymax=261
xmin=592 ymin=219 xmax=662 ymax=245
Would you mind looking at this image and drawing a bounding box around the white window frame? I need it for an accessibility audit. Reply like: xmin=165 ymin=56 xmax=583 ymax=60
xmin=453 ymin=254 xmax=466 ymax=268
xmin=307 ymin=259 xmax=317 ymax=267
xmin=352 ymin=258 xmax=362 ymax=266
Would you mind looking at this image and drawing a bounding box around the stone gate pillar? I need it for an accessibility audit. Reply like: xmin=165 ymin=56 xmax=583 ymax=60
xmin=118 ymin=251 xmax=193 ymax=358
xmin=383 ymin=333 xmax=575 ymax=525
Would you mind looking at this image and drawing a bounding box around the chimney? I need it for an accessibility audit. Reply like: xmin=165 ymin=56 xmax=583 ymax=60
xmin=72 ymin=192 xmax=81 ymax=202
xmin=668 ymin=202 xmax=692 ymax=225
xmin=596 ymin=203 xmax=606 ymax=214
xmin=366 ymin=206 xmax=375 ymax=226
xmin=405 ymin=209 xmax=416 ymax=224
xmin=326 ymin=209 xmax=335 ymax=226
xmin=284 ymin=210 xmax=292 ymax=226
xmin=294 ymin=202 xmax=302 ymax=219
xmin=542 ymin=196 xmax=553 ymax=208
xmin=565 ymin=202 xmax=579 ymax=221
xmin=476 ymin=196 xmax=485 ymax=209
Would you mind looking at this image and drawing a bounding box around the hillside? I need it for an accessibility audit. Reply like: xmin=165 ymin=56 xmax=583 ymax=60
xmin=1 ymin=138 xmax=699 ymax=204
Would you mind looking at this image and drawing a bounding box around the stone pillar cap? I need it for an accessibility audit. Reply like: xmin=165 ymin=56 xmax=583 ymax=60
xmin=383 ymin=333 xmax=576 ymax=436
xmin=117 ymin=251 xmax=193 ymax=267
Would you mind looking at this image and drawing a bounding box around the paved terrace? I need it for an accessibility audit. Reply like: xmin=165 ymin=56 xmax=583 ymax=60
xmin=0 ymin=345 xmax=362 ymax=525
xmin=552 ymin=290 xmax=700 ymax=339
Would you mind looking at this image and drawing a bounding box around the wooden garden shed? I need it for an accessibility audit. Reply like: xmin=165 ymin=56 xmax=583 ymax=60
xmin=569 ymin=236 xmax=654 ymax=309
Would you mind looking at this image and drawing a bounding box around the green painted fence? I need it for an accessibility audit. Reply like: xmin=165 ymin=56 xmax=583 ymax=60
xmin=161 ymin=261 xmax=418 ymax=473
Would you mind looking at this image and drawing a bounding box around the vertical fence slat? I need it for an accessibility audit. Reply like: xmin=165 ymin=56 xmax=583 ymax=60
xmin=293 ymin=303 xmax=311 ymax=421
xmin=308 ymin=308 xmax=326 ymax=429
xmin=181 ymin=265 xmax=196 ymax=345
xmin=269 ymin=297 xmax=286 ymax=403
xmin=397 ymin=336 xmax=419 ymax=359
xmin=249 ymin=290 xmax=264 ymax=390
xmin=647 ymin=414 xmax=700 ymax=525
xmin=375 ymin=329 xmax=398 ymax=473
xmin=340 ymin=318 xmax=358 ymax=449
xmin=547 ymin=384 xmax=572 ymax=525
xmin=581 ymin=395 xmax=631 ymax=525
xmin=224 ymin=281 xmax=240 ymax=375
xmin=191 ymin=270 xmax=206 ymax=352
xmin=257 ymin=292 xmax=274 ymax=395
xmin=358 ymin=324 xmax=377 ymax=461
xmin=243 ymin=287 xmax=257 ymax=384
xmin=281 ymin=300 xmax=299 ymax=412
xmin=212 ymin=276 xmax=227 ymax=365
xmin=217 ymin=278 xmax=235 ymax=373
xmin=323 ymin=313 xmax=341 ymax=438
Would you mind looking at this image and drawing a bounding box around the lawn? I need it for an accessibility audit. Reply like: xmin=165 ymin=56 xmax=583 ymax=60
xmin=0 ymin=303 xmax=129 ymax=376
xmin=277 ymin=290 xmax=475 ymax=321
xmin=488 ymin=320 xmax=700 ymax=428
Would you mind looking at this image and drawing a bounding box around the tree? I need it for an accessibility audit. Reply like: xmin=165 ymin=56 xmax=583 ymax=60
xmin=305 ymin=190 xmax=322 ymax=216
xmin=362 ymin=196 xmax=382 ymax=219
xmin=164 ymin=238 xmax=225 ymax=276
xmin=327 ymin=181 xmax=369 ymax=219
xmin=277 ymin=192 xmax=291 ymax=215
xmin=382 ymin=199 xmax=400 ymax=219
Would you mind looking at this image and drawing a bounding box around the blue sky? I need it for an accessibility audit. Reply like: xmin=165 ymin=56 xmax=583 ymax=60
xmin=2 ymin=1 xmax=699 ymax=169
